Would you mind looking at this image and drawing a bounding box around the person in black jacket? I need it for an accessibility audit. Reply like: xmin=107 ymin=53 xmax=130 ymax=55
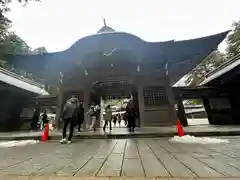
xmin=41 ymin=110 xmax=49 ymax=129
xmin=126 ymin=99 xmax=136 ymax=132
xmin=60 ymin=95 xmax=79 ymax=144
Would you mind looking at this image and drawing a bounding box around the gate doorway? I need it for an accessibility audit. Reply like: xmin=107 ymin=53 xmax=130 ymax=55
xmin=91 ymin=82 xmax=140 ymax=128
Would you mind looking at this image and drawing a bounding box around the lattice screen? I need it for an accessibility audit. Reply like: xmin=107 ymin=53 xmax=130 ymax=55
xmin=106 ymin=91 xmax=131 ymax=100
xmin=143 ymin=86 xmax=168 ymax=106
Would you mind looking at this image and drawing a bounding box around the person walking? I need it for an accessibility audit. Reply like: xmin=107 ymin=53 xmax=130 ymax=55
xmin=126 ymin=99 xmax=136 ymax=132
xmin=123 ymin=113 xmax=128 ymax=127
xmin=77 ymin=101 xmax=84 ymax=132
xmin=113 ymin=115 xmax=117 ymax=127
xmin=60 ymin=95 xmax=79 ymax=144
xmin=117 ymin=113 xmax=121 ymax=127
xmin=87 ymin=103 xmax=100 ymax=131
xmin=103 ymin=105 xmax=112 ymax=132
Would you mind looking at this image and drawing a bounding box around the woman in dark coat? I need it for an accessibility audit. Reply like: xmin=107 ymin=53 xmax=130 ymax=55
xmin=126 ymin=99 xmax=136 ymax=132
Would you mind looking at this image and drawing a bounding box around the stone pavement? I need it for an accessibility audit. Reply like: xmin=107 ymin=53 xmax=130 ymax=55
xmin=1 ymin=137 xmax=240 ymax=179
xmin=0 ymin=177 xmax=239 ymax=180
xmin=1 ymin=125 xmax=240 ymax=141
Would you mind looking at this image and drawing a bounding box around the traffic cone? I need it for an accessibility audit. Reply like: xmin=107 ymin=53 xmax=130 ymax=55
xmin=177 ymin=120 xmax=185 ymax=137
xmin=42 ymin=123 xmax=49 ymax=141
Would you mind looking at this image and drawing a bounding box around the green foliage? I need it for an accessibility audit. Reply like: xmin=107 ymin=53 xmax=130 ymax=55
xmin=191 ymin=99 xmax=202 ymax=105
xmin=0 ymin=0 xmax=40 ymax=55
xmin=226 ymin=20 xmax=240 ymax=58
xmin=0 ymin=0 xmax=49 ymax=92
xmin=0 ymin=0 xmax=40 ymax=26
xmin=1 ymin=32 xmax=31 ymax=54
xmin=185 ymin=50 xmax=226 ymax=86
xmin=185 ymin=19 xmax=240 ymax=86
xmin=105 ymin=99 xmax=123 ymax=106
xmin=0 ymin=32 xmax=47 ymax=84
xmin=33 ymin=46 xmax=47 ymax=54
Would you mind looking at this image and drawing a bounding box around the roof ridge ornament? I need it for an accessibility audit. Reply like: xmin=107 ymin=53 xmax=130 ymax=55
xmin=103 ymin=18 xmax=106 ymax=26
xmin=97 ymin=18 xmax=115 ymax=33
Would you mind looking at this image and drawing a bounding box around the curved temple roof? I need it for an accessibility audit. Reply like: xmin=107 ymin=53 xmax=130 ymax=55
xmin=3 ymin=27 xmax=230 ymax=85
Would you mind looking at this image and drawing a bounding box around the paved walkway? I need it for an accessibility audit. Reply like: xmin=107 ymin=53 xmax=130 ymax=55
xmin=0 ymin=137 xmax=240 ymax=179
xmin=1 ymin=125 xmax=240 ymax=141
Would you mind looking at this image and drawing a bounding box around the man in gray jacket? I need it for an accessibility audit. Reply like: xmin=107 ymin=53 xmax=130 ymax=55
xmin=60 ymin=95 xmax=79 ymax=144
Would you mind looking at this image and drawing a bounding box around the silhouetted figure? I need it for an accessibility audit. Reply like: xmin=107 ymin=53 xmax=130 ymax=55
xmin=123 ymin=113 xmax=127 ymax=126
xmin=117 ymin=113 xmax=121 ymax=126
xmin=126 ymin=99 xmax=136 ymax=132
xmin=31 ymin=107 xmax=40 ymax=130
xmin=113 ymin=116 xmax=117 ymax=127
xmin=103 ymin=105 xmax=112 ymax=132
xmin=77 ymin=101 xmax=84 ymax=132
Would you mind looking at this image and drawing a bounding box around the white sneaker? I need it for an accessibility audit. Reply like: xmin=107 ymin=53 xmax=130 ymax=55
xmin=60 ymin=138 xmax=67 ymax=144
xmin=67 ymin=141 xmax=72 ymax=144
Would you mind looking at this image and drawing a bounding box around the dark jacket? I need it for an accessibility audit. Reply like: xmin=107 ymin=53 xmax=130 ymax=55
xmin=62 ymin=97 xmax=79 ymax=119
xmin=78 ymin=103 xmax=84 ymax=119
xmin=126 ymin=100 xmax=135 ymax=117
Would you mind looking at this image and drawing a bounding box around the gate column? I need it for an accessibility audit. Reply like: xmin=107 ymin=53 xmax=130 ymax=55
xmin=56 ymin=89 xmax=64 ymax=130
xmin=137 ymin=85 xmax=145 ymax=127
xmin=83 ymin=89 xmax=90 ymax=130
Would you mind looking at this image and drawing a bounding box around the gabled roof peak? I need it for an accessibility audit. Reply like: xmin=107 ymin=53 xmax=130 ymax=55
xmin=97 ymin=18 xmax=115 ymax=33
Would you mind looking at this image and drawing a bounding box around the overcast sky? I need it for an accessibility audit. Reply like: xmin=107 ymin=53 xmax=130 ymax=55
xmin=8 ymin=0 xmax=240 ymax=53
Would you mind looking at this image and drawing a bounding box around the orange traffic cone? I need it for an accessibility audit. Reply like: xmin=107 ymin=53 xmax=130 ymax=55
xmin=177 ymin=120 xmax=185 ymax=137
xmin=42 ymin=123 xmax=49 ymax=141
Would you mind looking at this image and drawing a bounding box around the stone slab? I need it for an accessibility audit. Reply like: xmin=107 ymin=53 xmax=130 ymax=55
xmin=121 ymin=158 xmax=145 ymax=177
xmin=0 ymin=138 xmax=240 ymax=178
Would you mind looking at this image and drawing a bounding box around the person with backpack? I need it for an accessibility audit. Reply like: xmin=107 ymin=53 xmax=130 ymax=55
xmin=60 ymin=95 xmax=79 ymax=144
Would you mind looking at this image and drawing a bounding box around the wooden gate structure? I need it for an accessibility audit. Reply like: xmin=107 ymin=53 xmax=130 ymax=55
xmin=4 ymin=22 xmax=229 ymax=129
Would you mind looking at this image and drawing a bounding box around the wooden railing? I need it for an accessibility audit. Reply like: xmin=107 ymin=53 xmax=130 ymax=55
xmin=0 ymin=67 xmax=44 ymax=88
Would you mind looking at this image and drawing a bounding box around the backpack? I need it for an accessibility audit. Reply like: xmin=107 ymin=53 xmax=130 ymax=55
xmin=62 ymin=101 xmax=78 ymax=119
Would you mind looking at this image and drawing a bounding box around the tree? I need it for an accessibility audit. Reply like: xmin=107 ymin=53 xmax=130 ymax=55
xmin=226 ymin=20 xmax=240 ymax=58
xmin=1 ymin=32 xmax=31 ymax=54
xmin=1 ymin=0 xmax=40 ymax=56
xmin=0 ymin=0 xmax=40 ymax=53
xmin=0 ymin=0 xmax=40 ymax=27
xmin=185 ymin=50 xmax=226 ymax=86
xmin=0 ymin=32 xmax=29 ymax=69
xmin=33 ymin=46 xmax=47 ymax=54
xmin=0 ymin=32 xmax=47 ymax=84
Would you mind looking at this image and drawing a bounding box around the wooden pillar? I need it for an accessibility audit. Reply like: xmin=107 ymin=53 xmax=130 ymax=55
xmin=177 ymin=94 xmax=188 ymax=126
xmin=202 ymin=96 xmax=213 ymax=124
xmin=137 ymin=85 xmax=145 ymax=127
xmin=55 ymin=89 xmax=64 ymax=130
xmin=164 ymin=66 xmax=177 ymax=125
xmin=83 ymin=89 xmax=90 ymax=129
